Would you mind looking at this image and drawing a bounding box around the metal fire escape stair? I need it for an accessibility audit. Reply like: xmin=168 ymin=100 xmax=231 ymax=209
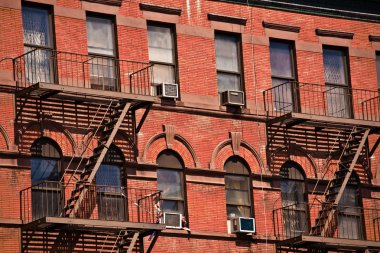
xmin=63 ymin=99 xmax=131 ymax=217
xmin=310 ymin=128 xmax=370 ymax=236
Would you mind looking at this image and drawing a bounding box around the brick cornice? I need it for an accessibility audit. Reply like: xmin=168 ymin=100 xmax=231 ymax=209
xmin=316 ymin=28 xmax=354 ymax=39
xmin=207 ymin=13 xmax=247 ymax=26
xmin=139 ymin=3 xmax=182 ymax=16
xmin=81 ymin=0 xmax=122 ymax=6
xmin=262 ymin=21 xmax=300 ymax=33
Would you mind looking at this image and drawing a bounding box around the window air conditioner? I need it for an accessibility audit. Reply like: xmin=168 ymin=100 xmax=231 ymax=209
xmin=163 ymin=212 xmax=183 ymax=229
xmin=156 ymin=83 xmax=179 ymax=99
xmin=231 ymin=217 xmax=255 ymax=233
xmin=221 ymin=90 xmax=245 ymax=106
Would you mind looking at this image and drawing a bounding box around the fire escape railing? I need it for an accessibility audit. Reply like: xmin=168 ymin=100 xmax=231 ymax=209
xmin=20 ymin=181 xmax=161 ymax=225
xmin=263 ymin=81 xmax=380 ymax=121
xmin=13 ymin=48 xmax=154 ymax=96
xmin=273 ymin=203 xmax=380 ymax=242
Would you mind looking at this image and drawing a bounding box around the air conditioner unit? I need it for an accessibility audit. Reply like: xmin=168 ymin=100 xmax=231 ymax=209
xmin=163 ymin=212 xmax=182 ymax=229
xmin=156 ymin=83 xmax=179 ymax=99
xmin=221 ymin=90 xmax=245 ymax=106
xmin=231 ymin=217 xmax=255 ymax=233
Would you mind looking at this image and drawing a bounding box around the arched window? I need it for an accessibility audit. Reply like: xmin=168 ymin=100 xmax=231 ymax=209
xmin=224 ymin=156 xmax=251 ymax=219
xmin=337 ymin=173 xmax=363 ymax=239
xmin=156 ymin=150 xmax=185 ymax=215
xmin=280 ymin=161 xmax=308 ymax=237
xmin=96 ymin=145 xmax=125 ymax=221
xmin=30 ymin=137 xmax=62 ymax=219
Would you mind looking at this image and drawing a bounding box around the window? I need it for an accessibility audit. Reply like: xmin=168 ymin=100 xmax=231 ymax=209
xmin=96 ymin=145 xmax=126 ymax=221
xmin=376 ymin=53 xmax=380 ymax=91
xmin=323 ymin=47 xmax=352 ymax=118
xmin=224 ymin=156 xmax=251 ymax=219
xmin=156 ymin=150 xmax=185 ymax=215
xmin=336 ymin=173 xmax=363 ymax=240
xmin=269 ymin=40 xmax=297 ymax=112
xmin=22 ymin=4 xmax=54 ymax=83
xmin=215 ymin=32 xmax=243 ymax=94
xmin=280 ymin=161 xmax=308 ymax=237
xmin=148 ymin=23 xmax=177 ymax=86
xmin=86 ymin=15 xmax=117 ymax=91
xmin=30 ymin=138 xmax=62 ymax=220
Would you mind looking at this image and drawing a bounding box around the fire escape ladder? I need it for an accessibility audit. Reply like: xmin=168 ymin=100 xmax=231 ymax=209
xmin=117 ymin=231 xmax=140 ymax=253
xmin=310 ymin=128 xmax=370 ymax=237
xmin=63 ymin=100 xmax=131 ymax=217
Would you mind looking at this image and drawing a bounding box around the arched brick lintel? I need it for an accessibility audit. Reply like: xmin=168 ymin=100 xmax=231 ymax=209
xmin=141 ymin=133 xmax=201 ymax=168
xmin=210 ymin=138 xmax=267 ymax=174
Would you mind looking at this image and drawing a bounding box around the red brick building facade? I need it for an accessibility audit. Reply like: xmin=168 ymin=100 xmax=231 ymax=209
xmin=0 ymin=0 xmax=380 ymax=252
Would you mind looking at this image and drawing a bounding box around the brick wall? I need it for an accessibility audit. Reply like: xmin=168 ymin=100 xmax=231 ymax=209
xmin=0 ymin=0 xmax=379 ymax=252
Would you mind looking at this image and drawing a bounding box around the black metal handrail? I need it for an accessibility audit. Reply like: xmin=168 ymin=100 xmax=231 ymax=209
xmin=20 ymin=181 xmax=161 ymax=225
xmin=263 ymin=81 xmax=380 ymax=121
xmin=273 ymin=202 xmax=380 ymax=242
xmin=13 ymin=48 xmax=154 ymax=96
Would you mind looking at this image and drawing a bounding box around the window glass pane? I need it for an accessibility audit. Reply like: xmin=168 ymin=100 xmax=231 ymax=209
xmin=224 ymin=156 xmax=249 ymax=175
xmin=217 ymin=73 xmax=240 ymax=93
xmin=96 ymin=164 xmax=122 ymax=188
xmin=22 ymin=7 xmax=51 ymax=47
xmin=157 ymin=169 xmax=183 ymax=199
xmin=227 ymin=205 xmax=250 ymax=218
xmin=272 ymin=78 xmax=293 ymax=112
xmin=280 ymin=180 xmax=305 ymax=206
xmin=157 ymin=150 xmax=183 ymax=169
xmin=226 ymin=189 xmax=250 ymax=205
xmin=326 ymin=85 xmax=351 ymax=118
xmin=98 ymin=194 xmax=126 ymax=221
xmin=31 ymin=158 xmax=59 ymax=185
xmin=148 ymin=25 xmax=174 ymax=63
xmin=161 ymin=200 xmax=184 ymax=213
xmin=323 ymin=48 xmax=347 ymax=85
xmin=152 ymin=64 xmax=175 ymax=84
xmin=270 ymin=41 xmax=293 ymax=78
xmin=376 ymin=54 xmax=380 ymax=89
xmin=215 ymin=34 xmax=239 ymax=72
xmin=87 ymin=16 xmax=115 ymax=56
xmin=88 ymin=57 xmax=116 ymax=91
xmin=225 ymin=175 xmax=249 ymax=190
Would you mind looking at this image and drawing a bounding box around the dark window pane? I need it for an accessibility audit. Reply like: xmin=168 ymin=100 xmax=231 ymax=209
xmin=280 ymin=163 xmax=306 ymax=206
xmin=148 ymin=25 xmax=174 ymax=63
xmin=96 ymin=164 xmax=122 ymax=188
xmin=224 ymin=156 xmax=251 ymax=219
xmin=270 ymin=41 xmax=294 ymax=78
xmin=157 ymin=150 xmax=183 ymax=169
xmin=30 ymin=139 xmax=62 ymax=220
xmin=86 ymin=16 xmax=115 ymax=56
xmin=22 ymin=7 xmax=51 ymax=47
xmin=31 ymin=158 xmax=60 ymax=185
xmin=98 ymin=194 xmax=126 ymax=221
xmin=215 ymin=34 xmax=239 ymax=72
xmin=323 ymin=48 xmax=347 ymax=85
xmin=376 ymin=54 xmax=380 ymax=89
xmin=272 ymin=78 xmax=294 ymax=112
xmin=224 ymin=156 xmax=249 ymax=175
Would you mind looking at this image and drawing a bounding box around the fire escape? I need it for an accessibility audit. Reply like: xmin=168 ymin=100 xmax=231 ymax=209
xmin=264 ymin=81 xmax=380 ymax=253
xmin=15 ymin=48 xmax=164 ymax=252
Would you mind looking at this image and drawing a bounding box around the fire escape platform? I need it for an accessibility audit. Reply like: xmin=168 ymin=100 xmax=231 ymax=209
xmin=16 ymin=82 xmax=159 ymax=104
xmin=22 ymin=216 xmax=166 ymax=232
xmin=277 ymin=235 xmax=380 ymax=250
xmin=267 ymin=112 xmax=380 ymax=129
